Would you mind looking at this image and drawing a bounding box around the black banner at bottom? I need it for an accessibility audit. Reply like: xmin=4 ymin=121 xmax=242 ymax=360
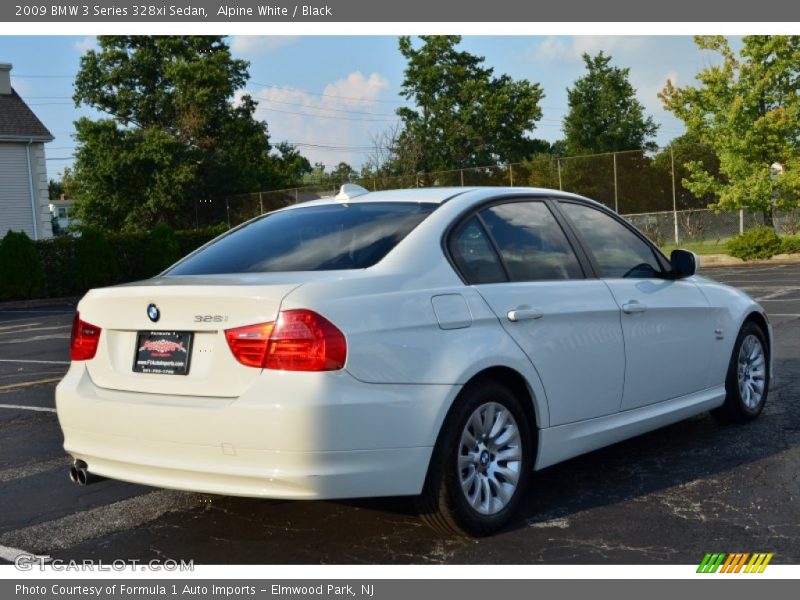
xmin=3 ymin=579 xmax=798 ymax=600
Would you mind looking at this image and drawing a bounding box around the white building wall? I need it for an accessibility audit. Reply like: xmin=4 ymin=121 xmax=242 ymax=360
xmin=0 ymin=142 xmax=53 ymax=240
xmin=0 ymin=142 xmax=34 ymax=238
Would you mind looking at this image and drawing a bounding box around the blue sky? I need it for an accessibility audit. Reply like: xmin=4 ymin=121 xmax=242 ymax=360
xmin=0 ymin=35 xmax=737 ymax=180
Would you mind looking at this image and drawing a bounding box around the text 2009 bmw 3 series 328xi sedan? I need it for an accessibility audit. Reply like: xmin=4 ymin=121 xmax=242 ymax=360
xmin=56 ymin=185 xmax=772 ymax=536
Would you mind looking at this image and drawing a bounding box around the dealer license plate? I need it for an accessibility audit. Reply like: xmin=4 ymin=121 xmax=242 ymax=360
xmin=132 ymin=331 xmax=193 ymax=375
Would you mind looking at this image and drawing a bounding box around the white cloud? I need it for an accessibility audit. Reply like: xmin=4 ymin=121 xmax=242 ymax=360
xmin=73 ymin=37 xmax=96 ymax=52
xmin=528 ymin=37 xmax=571 ymax=62
xmin=243 ymin=71 xmax=393 ymax=168
xmin=572 ymin=36 xmax=646 ymax=59
xmin=230 ymin=36 xmax=299 ymax=55
xmin=529 ymin=36 xmax=647 ymax=64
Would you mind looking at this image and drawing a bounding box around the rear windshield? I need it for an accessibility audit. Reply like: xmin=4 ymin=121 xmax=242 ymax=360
xmin=167 ymin=202 xmax=438 ymax=275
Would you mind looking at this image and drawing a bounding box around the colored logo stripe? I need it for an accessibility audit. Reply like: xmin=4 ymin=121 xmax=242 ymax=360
xmin=697 ymin=553 xmax=726 ymax=573
xmin=697 ymin=552 xmax=773 ymax=573
xmin=721 ymin=553 xmax=749 ymax=573
xmin=744 ymin=553 xmax=774 ymax=573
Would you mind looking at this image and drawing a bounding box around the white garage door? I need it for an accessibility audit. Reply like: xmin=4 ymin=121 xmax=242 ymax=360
xmin=0 ymin=143 xmax=34 ymax=238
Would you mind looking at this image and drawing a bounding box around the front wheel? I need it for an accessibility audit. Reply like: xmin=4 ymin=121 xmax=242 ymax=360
xmin=415 ymin=380 xmax=533 ymax=536
xmin=712 ymin=321 xmax=769 ymax=423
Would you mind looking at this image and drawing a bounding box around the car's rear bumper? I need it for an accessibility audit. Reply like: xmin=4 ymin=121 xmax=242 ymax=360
xmin=56 ymin=364 xmax=458 ymax=499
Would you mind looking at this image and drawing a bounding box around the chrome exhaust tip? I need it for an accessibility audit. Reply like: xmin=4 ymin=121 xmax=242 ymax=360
xmin=69 ymin=460 xmax=104 ymax=486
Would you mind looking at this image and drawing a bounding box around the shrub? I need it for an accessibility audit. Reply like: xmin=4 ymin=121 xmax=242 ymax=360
xmin=727 ymin=226 xmax=783 ymax=261
xmin=144 ymin=223 xmax=181 ymax=276
xmin=0 ymin=230 xmax=45 ymax=300
xmin=175 ymin=223 xmax=228 ymax=257
xmin=26 ymin=226 xmax=229 ymax=299
xmin=37 ymin=236 xmax=78 ymax=297
xmin=108 ymin=232 xmax=149 ymax=283
xmin=781 ymin=235 xmax=800 ymax=255
xmin=75 ymin=228 xmax=119 ymax=290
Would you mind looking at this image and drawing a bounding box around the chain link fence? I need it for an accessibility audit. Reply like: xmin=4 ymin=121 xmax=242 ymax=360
xmin=624 ymin=208 xmax=800 ymax=248
xmin=198 ymin=145 xmax=799 ymax=248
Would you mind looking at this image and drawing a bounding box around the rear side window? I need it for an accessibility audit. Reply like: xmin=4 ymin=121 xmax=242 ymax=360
xmin=449 ymin=217 xmax=507 ymax=284
xmin=479 ymin=201 xmax=584 ymax=281
xmin=168 ymin=202 xmax=437 ymax=274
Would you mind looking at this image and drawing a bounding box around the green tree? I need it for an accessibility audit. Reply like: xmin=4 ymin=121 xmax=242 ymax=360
xmin=660 ymin=36 xmax=800 ymax=226
xmin=48 ymin=178 xmax=63 ymax=201
xmin=271 ymin=142 xmax=312 ymax=187
xmin=652 ymin=133 xmax=722 ymax=210
xmin=329 ymin=162 xmax=357 ymax=183
xmin=301 ymin=162 xmax=329 ymax=186
xmin=71 ymin=36 xmax=276 ymax=232
xmin=563 ymin=52 xmax=658 ymax=155
xmin=392 ymin=36 xmax=544 ymax=173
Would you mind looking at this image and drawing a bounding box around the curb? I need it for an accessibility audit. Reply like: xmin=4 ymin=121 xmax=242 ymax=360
xmin=699 ymin=253 xmax=800 ymax=267
xmin=0 ymin=296 xmax=78 ymax=311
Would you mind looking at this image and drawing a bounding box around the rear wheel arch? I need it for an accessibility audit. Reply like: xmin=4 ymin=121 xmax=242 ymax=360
xmin=464 ymin=367 xmax=540 ymax=432
xmin=416 ymin=368 xmax=538 ymax=535
xmin=427 ymin=366 xmax=541 ymax=475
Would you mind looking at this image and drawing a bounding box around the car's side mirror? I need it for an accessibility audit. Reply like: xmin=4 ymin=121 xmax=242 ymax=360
xmin=670 ymin=249 xmax=698 ymax=279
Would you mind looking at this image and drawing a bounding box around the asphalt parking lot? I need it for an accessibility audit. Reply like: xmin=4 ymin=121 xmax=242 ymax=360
xmin=0 ymin=263 xmax=798 ymax=565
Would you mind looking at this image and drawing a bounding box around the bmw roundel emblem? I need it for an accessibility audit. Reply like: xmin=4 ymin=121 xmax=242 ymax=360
xmin=147 ymin=303 xmax=160 ymax=323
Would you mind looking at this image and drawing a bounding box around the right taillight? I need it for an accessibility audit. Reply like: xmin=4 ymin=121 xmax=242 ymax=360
xmin=70 ymin=312 xmax=101 ymax=361
xmin=225 ymin=309 xmax=346 ymax=371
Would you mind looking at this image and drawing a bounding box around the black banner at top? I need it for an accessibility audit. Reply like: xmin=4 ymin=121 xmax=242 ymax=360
xmin=3 ymin=0 xmax=800 ymax=22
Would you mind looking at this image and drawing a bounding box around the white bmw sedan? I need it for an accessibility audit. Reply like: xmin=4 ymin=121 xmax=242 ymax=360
xmin=57 ymin=185 xmax=771 ymax=536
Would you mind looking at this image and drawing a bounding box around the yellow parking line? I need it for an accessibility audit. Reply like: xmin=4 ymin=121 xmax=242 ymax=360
xmin=0 ymin=377 xmax=62 ymax=391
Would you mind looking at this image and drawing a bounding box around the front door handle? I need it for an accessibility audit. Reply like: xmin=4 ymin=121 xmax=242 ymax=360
xmin=507 ymin=308 xmax=544 ymax=322
xmin=622 ymin=301 xmax=647 ymax=314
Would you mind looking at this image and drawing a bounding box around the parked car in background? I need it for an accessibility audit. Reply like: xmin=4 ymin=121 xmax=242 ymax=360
xmin=57 ymin=185 xmax=771 ymax=536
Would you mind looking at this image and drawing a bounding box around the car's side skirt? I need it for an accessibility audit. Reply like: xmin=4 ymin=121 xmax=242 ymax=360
xmin=535 ymin=385 xmax=727 ymax=470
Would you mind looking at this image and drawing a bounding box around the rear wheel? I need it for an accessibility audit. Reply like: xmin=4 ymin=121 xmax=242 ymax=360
xmin=712 ymin=321 xmax=769 ymax=423
xmin=415 ymin=379 xmax=532 ymax=536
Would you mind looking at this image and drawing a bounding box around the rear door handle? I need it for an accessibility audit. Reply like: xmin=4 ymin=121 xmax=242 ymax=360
xmin=507 ymin=308 xmax=544 ymax=322
xmin=622 ymin=301 xmax=647 ymax=314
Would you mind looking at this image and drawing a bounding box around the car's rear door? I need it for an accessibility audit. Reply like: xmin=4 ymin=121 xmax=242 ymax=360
xmin=448 ymin=198 xmax=626 ymax=426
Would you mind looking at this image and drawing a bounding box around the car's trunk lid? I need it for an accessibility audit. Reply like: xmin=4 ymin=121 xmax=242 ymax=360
xmin=78 ymin=273 xmax=341 ymax=398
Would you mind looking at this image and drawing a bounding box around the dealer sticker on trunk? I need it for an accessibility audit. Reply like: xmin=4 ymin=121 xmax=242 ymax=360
xmin=133 ymin=331 xmax=193 ymax=375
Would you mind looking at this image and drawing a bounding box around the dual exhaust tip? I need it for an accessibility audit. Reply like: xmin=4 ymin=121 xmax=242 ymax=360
xmin=69 ymin=460 xmax=105 ymax=486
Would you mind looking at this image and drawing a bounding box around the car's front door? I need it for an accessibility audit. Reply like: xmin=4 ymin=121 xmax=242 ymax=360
xmin=448 ymin=199 xmax=626 ymax=426
xmin=558 ymin=201 xmax=715 ymax=410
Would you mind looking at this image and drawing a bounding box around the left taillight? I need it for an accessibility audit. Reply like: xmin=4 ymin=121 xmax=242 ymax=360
xmin=70 ymin=312 xmax=101 ymax=361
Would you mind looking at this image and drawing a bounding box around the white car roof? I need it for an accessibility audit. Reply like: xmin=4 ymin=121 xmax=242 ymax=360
xmin=288 ymin=186 xmax=596 ymax=209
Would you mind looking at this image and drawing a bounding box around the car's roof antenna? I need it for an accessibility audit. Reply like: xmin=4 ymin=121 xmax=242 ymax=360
xmin=335 ymin=184 xmax=369 ymax=201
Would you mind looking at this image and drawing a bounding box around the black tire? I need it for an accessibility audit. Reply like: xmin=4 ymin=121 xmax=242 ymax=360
xmin=711 ymin=321 xmax=769 ymax=423
xmin=414 ymin=379 xmax=533 ymax=537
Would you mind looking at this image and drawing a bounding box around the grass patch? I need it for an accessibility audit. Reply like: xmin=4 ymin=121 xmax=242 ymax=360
xmin=660 ymin=239 xmax=732 ymax=256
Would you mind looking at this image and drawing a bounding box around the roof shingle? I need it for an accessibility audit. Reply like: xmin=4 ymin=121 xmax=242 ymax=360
xmin=0 ymin=88 xmax=54 ymax=141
